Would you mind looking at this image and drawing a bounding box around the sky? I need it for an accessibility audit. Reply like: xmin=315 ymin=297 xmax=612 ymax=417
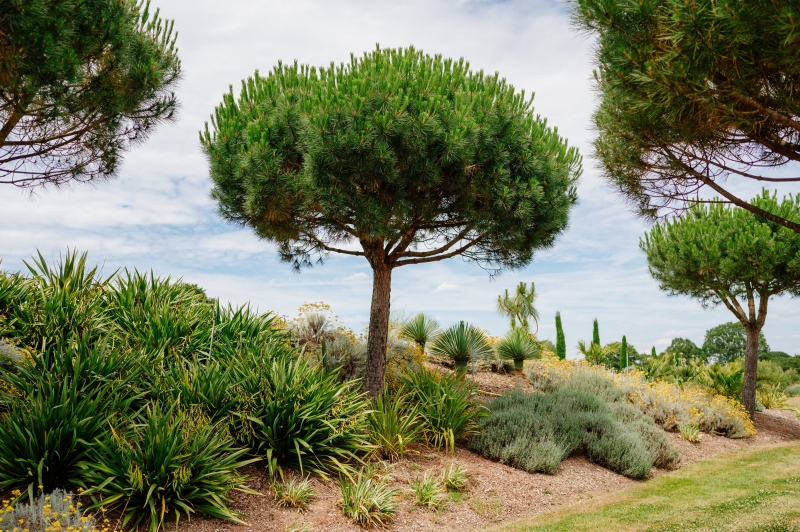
xmin=2 ymin=0 xmax=799 ymax=356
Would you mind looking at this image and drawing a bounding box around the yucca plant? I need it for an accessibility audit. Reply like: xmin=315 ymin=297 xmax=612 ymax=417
xmin=496 ymin=328 xmax=541 ymax=386
xmin=399 ymin=313 xmax=440 ymax=354
xmin=338 ymin=472 xmax=399 ymax=528
xmin=232 ymin=353 xmax=373 ymax=477
xmin=83 ymin=404 xmax=256 ymax=532
xmin=430 ymin=322 xmax=492 ymax=378
xmin=367 ymin=393 xmax=422 ymax=461
xmin=398 ymin=369 xmax=485 ymax=454
xmin=211 ymin=303 xmax=286 ymax=361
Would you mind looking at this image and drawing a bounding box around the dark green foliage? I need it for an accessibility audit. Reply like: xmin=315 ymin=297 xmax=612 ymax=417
xmin=201 ymin=45 xmax=581 ymax=396
xmin=0 ymin=373 xmax=120 ymax=497
xmin=592 ymin=319 xmax=600 ymax=346
xmin=641 ymin=191 xmax=800 ymax=415
xmin=664 ymin=337 xmax=706 ymax=363
xmin=470 ymin=375 xmax=679 ymax=479
xmin=367 ymin=393 xmax=422 ymax=461
xmin=703 ymin=322 xmax=770 ymax=365
xmin=232 ymin=353 xmax=372 ymax=477
xmin=398 ymin=369 xmax=485 ymax=453
xmin=761 ymin=351 xmax=800 ymax=373
xmin=430 ymin=322 xmax=492 ymax=378
xmin=83 ymin=405 xmax=255 ymax=532
xmin=555 ymin=312 xmax=566 ymax=360
xmin=620 ymin=336 xmax=627 ymax=370
xmin=0 ymin=0 xmax=181 ymax=188
xmin=572 ymin=0 xmax=800 ymax=233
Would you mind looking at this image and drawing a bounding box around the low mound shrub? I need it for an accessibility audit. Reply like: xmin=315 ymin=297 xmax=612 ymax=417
xmin=470 ymin=381 xmax=680 ymax=479
xmin=398 ymin=368 xmax=486 ymax=453
xmin=527 ymin=356 xmax=755 ymax=437
xmin=0 ymin=488 xmax=110 ymax=532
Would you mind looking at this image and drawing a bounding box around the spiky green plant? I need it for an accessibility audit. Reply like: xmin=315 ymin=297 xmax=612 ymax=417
xmin=430 ymin=322 xmax=492 ymax=378
xmin=496 ymin=328 xmax=541 ymax=386
xmin=497 ymin=282 xmax=540 ymax=333
xmin=272 ymin=477 xmax=316 ymax=510
xmin=398 ymin=369 xmax=485 ymax=453
xmin=399 ymin=313 xmax=440 ymax=354
xmin=83 ymin=405 xmax=256 ymax=532
xmin=440 ymin=464 xmax=469 ymax=492
xmin=367 ymin=393 xmax=423 ymax=461
xmin=232 ymin=353 xmax=372 ymax=477
xmin=409 ymin=473 xmax=446 ymax=513
xmin=339 ymin=472 xmax=399 ymax=528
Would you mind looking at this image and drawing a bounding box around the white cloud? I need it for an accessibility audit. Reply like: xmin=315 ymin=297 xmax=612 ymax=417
xmin=434 ymin=282 xmax=460 ymax=293
xmin=1 ymin=0 xmax=798 ymax=355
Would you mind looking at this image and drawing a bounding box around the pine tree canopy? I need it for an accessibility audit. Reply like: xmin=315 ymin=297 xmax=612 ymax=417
xmin=572 ymin=0 xmax=800 ymax=233
xmin=641 ymin=189 xmax=800 ymax=414
xmin=201 ymin=46 xmax=581 ymax=395
xmin=0 ymin=0 xmax=181 ymax=188
xmin=202 ymin=46 xmax=580 ymax=272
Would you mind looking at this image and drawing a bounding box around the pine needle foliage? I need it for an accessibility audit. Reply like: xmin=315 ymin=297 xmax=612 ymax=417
xmin=571 ymin=0 xmax=800 ymax=233
xmin=0 ymin=0 xmax=181 ymax=188
xmin=201 ymin=45 xmax=581 ymax=397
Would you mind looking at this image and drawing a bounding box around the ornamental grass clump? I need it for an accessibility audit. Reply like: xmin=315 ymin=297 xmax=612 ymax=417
xmin=338 ymin=472 xmax=399 ymax=528
xmin=232 ymin=353 xmax=373 ymax=477
xmin=83 ymin=405 xmax=256 ymax=532
xmin=367 ymin=393 xmax=422 ymax=461
xmin=0 ymin=488 xmax=118 ymax=532
xmin=398 ymin=369 xmax=485 ymax=453
xmin=409 ymin=473 xmax=447 ymax=513
xmin=272 ymin=477 xmax=316 ymax=510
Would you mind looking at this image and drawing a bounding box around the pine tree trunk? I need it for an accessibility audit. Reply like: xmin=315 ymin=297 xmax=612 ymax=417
xmin=742 ymin=324 xmax=760 ymax=417
xmin=365 ymin=265 xmax=392 ymax=398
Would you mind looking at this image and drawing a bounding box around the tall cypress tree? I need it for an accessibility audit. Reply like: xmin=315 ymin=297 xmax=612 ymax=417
xmin=592 ymin=319 xmax=600 ymax=346
xmin=555 ymin=311 xmax=566 ymax=360
xmin=651 ymin=346 xmax=657 ymax=358
xmin=620 ymin=335 xmax=628 ymax=370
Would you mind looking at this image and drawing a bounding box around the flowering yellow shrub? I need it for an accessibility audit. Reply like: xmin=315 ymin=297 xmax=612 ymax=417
xmin=0 ymin=488 xmax=120 ymax=532
xmin=526 ymin=355 xmax=756 ymax=438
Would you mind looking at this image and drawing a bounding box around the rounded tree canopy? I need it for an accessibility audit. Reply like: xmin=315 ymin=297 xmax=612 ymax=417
xmin=201 ymin=46 xmax=581 ymax=272
xmin=641 ymin=190 xmax=800 ymax=308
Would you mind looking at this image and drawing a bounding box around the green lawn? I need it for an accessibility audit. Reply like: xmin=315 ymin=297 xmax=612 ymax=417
xmin=491 ymin=441 xmax=800 ymax=532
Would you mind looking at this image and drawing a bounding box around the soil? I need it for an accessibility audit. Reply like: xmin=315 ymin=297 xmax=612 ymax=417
xmin=171 ymin=372 xmax=800 ymax=532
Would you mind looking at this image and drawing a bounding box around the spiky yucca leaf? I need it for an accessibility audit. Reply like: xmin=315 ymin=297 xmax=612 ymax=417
xmin=430 ymin=322 xmax=492 ymax=377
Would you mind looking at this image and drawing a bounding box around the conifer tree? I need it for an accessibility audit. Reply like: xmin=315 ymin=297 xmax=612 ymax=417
xmin=651 ymin=346 xmax=657 ymax=358
xmin=642 ymin=190 xmax=800 ymax=415
xmin=555 ymin=311 xmax=566 ymax=360
xmin=202 ymin=47 xmax=582 ymax=396
xmin=572 ymin=0 xmax=800 ymax=233
xmin=592 ymin=319 xmax=600 ymax=346
xmin=620 ymin=335 xmax=627 ymax=370
xmin=1 ymin=0 xmax=181 ymax=188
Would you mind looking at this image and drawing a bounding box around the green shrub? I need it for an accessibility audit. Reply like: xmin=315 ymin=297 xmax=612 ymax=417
xmin=272 ymin=477 xmax=316 ymax=509
xmin=440 ymin=464 xmax=470 ymax=492
xmin=83 ymin=405 xmax=254 ymax=532
xmin=338 ymin=472 xmax=398 ymax=528
xmin=0 ymin=251 xmax=110 ymax=352
xmin=430 ymin=322 xmax=492 ymax=378
xmin=409 ymin=472 xmax=446 ymax=512
xmin=398 ymin=369 xmax=485 ymax=453
xmin=367 ymin=393 xmax=422 ymax=461
xmin=0 ymin=370 xmax=128 ymax=495
xmin=678 ymin=423 xmax=702 ymax=443
xmin=233 ymin=353 xmax=372 ymax=476
xmin=786 ymin=383 xmax=800 ymax=396
xmin=470 ymin=385 xmax=680 ymax=479
xmin=0 ymin=488 xmax=100 ymax=532
xmin=757 ymin=383 xmax=788 ymax=409
xmin=158 ymin=359 xmax=240 ymax=427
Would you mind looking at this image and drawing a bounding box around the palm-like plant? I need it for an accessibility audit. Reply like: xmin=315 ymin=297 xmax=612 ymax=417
xmin=430 ymin=322 xmax=492 ymax=378
xmin=496 ymin=328 xmax=541 ymax=385
xmin=400 ymin=313 xmax=440 ymax=354
xmin=577 ymin=340 xmax=612 ymax=366
xmin=497 ymin=282 xmax=539 ymax=334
